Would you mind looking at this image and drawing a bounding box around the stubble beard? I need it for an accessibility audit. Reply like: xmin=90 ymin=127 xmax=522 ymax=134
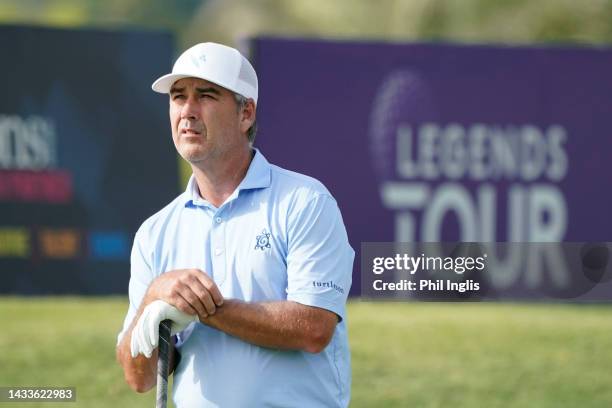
xmin=178 ymin=143 xmax=209 ymax=164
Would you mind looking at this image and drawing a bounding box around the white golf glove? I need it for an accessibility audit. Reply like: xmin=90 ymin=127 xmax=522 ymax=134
xmin=130 ymin=300 xmax=198 ymax=358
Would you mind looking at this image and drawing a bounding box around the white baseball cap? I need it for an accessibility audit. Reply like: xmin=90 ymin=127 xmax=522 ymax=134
xmin=151 ymin=42 xmax=258 ymax=104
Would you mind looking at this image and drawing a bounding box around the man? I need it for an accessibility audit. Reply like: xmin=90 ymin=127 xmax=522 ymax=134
xmin=116 ymin=42 xmax=354 ymax=407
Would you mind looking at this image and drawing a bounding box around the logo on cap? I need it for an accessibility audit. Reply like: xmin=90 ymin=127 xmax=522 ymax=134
xmin=190 ymin=54 xmax=207 ymax=67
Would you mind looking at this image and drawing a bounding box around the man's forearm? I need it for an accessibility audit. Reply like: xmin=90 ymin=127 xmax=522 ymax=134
xmin=117 ymin=333 xmax=178 ymax=393
xmin=200 ymin=299 xmax=336 ymax=353
xmin=116 ymin=320 xmax=157 ymax=392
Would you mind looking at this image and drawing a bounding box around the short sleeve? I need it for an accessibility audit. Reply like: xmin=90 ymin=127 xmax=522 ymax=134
xmin=116 ymin=227 xmax=156 ymax=345
xmin=286 ymin=193 xmax=354 ymax=321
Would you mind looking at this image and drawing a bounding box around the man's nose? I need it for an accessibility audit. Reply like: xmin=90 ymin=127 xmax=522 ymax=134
xmin=180 ymin=97 xmax=199 ymax=119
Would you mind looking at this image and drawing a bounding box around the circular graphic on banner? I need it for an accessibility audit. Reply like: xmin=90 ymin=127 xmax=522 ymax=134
xmin=368 ymin=70 xmax=438 ymax=181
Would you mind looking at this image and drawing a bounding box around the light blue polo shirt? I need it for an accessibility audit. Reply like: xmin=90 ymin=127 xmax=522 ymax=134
xmin=118 ymin=149 xmax=354 ymax=408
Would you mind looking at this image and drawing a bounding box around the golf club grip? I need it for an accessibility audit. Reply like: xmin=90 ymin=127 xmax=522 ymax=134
xmin=156 ymin=319 xmax=172 ymax=408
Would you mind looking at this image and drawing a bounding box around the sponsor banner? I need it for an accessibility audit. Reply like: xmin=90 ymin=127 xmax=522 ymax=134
xmin=0 ymin=26 xmax=176 ymax=294
xmin=253 ymin=38 xmax=612 ymax=299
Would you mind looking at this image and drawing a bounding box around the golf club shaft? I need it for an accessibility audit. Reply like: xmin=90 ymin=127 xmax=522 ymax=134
xmin=156 ymin=319 xmax=172 ymax=408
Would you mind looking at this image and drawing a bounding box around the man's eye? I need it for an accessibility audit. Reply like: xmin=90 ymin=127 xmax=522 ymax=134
xmin=172 ymin=94 xmax=186 ymax=100
xmin=201 ymin=94 xmax=216 ymax=99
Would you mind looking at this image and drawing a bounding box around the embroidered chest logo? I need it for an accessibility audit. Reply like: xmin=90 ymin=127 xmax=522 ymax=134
xmin=254 ymin=229 xmax=271 ymax=251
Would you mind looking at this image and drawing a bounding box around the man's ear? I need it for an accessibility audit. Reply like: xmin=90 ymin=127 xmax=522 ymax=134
xmin=240 ymin=99 xmax=256 ymax=134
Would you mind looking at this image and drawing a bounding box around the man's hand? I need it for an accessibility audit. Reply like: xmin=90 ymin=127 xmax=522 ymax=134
xmin=131 ymin=300 xmax=198 ymax=358
xmin=146 ymin=269 xmax=224 ymax=319
xmin=127 ymin=269 xmax=223 ymax=359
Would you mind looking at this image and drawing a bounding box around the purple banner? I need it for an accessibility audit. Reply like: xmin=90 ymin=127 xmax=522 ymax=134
xmin=252 ymin=38 xmax=612 ymax=299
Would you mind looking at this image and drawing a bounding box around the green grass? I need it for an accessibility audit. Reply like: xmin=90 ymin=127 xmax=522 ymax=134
xmin=349 ymin=301 xmax=612 ymax=408
xmin=0 ymin=298 xmax=610 ymax=407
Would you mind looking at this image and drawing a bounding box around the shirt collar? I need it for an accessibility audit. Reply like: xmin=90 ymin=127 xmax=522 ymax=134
xmin=183 ymin=148 xmax=271 ymax=208
xmin=237 ymin=148 xmax=272 ymax=191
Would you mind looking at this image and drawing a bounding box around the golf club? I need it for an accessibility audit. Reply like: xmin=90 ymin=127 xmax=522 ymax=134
xmin=156 ymin=319 xmax=172 ymax=408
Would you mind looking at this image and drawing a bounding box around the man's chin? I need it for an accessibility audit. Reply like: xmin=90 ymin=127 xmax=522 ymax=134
xmin=178 ymin=149 xmax=207 ymax=164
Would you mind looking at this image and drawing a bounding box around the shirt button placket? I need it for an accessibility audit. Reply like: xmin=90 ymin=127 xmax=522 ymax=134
xmin=211 ymin=212 xmax=226 ymax=285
